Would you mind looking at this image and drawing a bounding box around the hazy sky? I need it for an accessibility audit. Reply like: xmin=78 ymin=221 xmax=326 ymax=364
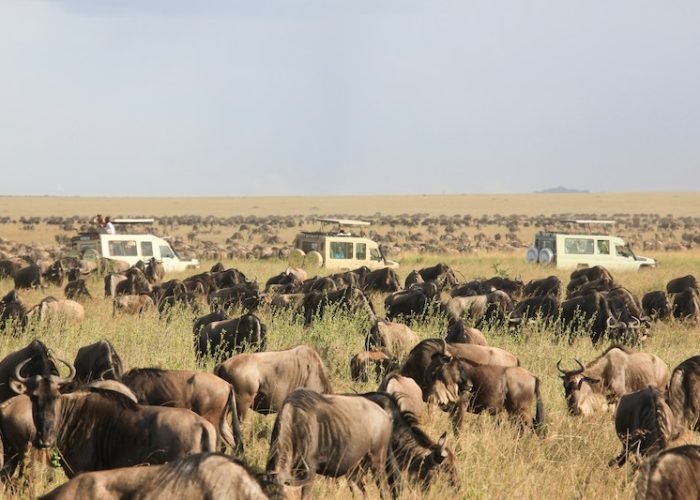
xmin=1 ymin=1 xmax=699 ymax=196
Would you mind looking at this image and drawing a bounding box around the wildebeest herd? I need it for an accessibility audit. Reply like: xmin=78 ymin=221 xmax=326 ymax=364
xmin=0 ymin=258 xmax=700 ymax=499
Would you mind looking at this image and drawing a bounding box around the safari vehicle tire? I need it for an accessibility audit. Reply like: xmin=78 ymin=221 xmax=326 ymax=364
xmin=526 ymin=247 xmax=539 ymax=263
xmin=304 ymin=251 xmax=324 ymax=269
xmin=288 ymin=249 xmax=305 ymax=267
xmin=538 ymin=248 xmax=554 ymax=264
xmin=82 ymin=248 xmax=100 ymax=261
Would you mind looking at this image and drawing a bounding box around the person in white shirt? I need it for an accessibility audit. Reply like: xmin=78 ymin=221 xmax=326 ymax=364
xmin=104 ymin=216 xmax=116 ymax=234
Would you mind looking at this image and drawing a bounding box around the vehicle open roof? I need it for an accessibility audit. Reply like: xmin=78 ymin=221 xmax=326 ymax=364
xmin=314 ymin=218 xmax=370 ymax=227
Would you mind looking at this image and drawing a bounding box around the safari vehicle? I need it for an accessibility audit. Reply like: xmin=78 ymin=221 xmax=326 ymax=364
xmin=288 ymin=218 xmax=399 ymax=270
xmin=71 ymin=219 xmax=200 ymax=273
xmin=526 ymin=220 xmax=655 ymax=271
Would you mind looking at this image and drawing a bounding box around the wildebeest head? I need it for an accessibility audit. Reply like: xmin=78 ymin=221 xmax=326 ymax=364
xmin=10 ymin=357 xmax=75 ymax=448
xmin=556 ymin=359 xmax=601 ymax=416
xmin=424 ymin=345 xmax=468 ymax=408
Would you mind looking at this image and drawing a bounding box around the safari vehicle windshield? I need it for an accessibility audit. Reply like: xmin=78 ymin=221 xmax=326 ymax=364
xmin=616 ymin=244 xmax=634 ymax=258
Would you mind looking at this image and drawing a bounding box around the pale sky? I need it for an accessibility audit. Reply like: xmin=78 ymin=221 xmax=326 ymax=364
xmin=1 ymin=1 xmax=699 ymax=196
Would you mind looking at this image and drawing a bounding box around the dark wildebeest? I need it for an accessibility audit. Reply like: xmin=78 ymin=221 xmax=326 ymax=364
xmin=183 ymin=272 xmax=217 ymax=296
xmin=103 ymin=272 xmax=127 ymax=297
xmin=479 ymin=276 xmax=524 ymax=301
xmin=9 ymin=363 xmax=217 ymax=478
xmin=606 ymin=287 xmax=648 ymax=344
xmin=377 ymin=372 xmax=424 ymax=421
xmin=365 ymin=319 xmax=420 ymax=357
xmin=265 ymin=270 xmax=302 ymax=293
xmin=610 ymin=386 xmax=675 ymax=467
xmin=558 ymin=291 xmax=611 ymax=344
xmin=122 ymin=368 xmax=243 ymax=454
xmin=210 ymin=262 xmax=226 ymax=273
xmin=0 ymin=259 xmax=21 ymax=280
xmin=192 ymin=309 xmax=227 ymax=335
xmin=570 ymin=265 xmax=614 ymax=284
xmin=667 ymin=356 xmax=700 ymax=432
xmin=384 ymin=289 xmax=429 ymax=324
xmin=214 ymin=345 xmax=332 ymax=421
xmin=308 ymin=276 xmax=337 ymax=292
xmin=115 ymin=268 xmax=150 ymax=296
xmin=0 ymin=290 xmax=28 ymax=331
xmin=523 ymin=275 xmax=562 ymax=299
xmin=404 ymin=270 xmax=424 ymax=289
xmin=424 ymin=349 xmax=544 ymax=434
xmin=566 ymin=265 xmax=615 ymax=297
xmin=213 ymin=268 xmax=249 ymax=289
xmin=556 ymin=346 xmax=670 ymax=416
xmin=0 ymin=339 xmax=57 ymax=403
xmin=642 ymin=291 xmax=673 ymax=321
xmin=39 ymin=453 xmax=270 ymax=500
xmin=634 ymin=445 xmax=700 ymax=500
xmin=350 ymin=350 xmax=398 ymax=383
xmin=666 ymin=274 xmax=698 ymax=294
xmin=441 ymin=290 xmax=513 ymax=327
xmin=409 ymin=281 xmax=441 ymax=302
xmin=444 ymin=320 xmax=487 ymax=346
xmin=42 ymin=260 xmax=65 ymax=287
xmin=13 ymin=264 xmax=42 ymax=290
xmin=145 ymin=257 xmax=165 ymax=284
xmin=64 ymin=278 xmax=92 ymax=301
xmin=208 ymin=282 xmax=260 ymax=312
xmin=266 ymin=389 xmax=400 ymax=499
xmin=672 ymin=287 xmax=700 ymax=324
xmin=73 ymin=340 xmax=123 ymax=382
xmin=363 ymin=268 xmax=402 ymax=293
xmin=302 ymin=286 xmax=376 ymax=326
xmin=567 ymin=277 xmax=616 ymax=299
xmin=195 ymin=313 xmax=266 ymax=360
xmin=508 ymin=295 xmax=560 ymax=327
xmin=449 ymin=280 xmax=483 ymax=298
xmin=400 ymin=339 xmax=519 ymax=391
xmin=417 ymin=263 xmax=457 ymax=286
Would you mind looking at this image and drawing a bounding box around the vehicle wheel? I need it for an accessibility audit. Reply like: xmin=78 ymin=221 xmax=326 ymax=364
xmin=288 ymin=249 xmax=305 ymax=267
xmin=538 ymin=248 xmax=554 ymax=264
xmin=304 ymin=251 xmax=324 ymax=269
xmin=526 ymin=247 xmax=539 ymax=263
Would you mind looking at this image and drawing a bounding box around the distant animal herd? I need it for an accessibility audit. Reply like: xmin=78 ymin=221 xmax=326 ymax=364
xmin=1 ymin=252 xmax=700 ymax=497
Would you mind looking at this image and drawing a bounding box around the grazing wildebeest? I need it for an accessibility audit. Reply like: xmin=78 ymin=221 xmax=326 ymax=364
xmin=378 ymin=372 xmax=424 ymax=420
xmin=122 ymin=368 xmax=243 ymax=453
xmin=10 ymin=363 xmax=217 ymax=477
xmin=444 ymin=320 xmax=487 ymax=346
xmin=384 ymin=289 xmax=429 ymax=324
xmin=115 ymin=268 xmax=151 ymax=296
xmin=183 ymin=272 xmax=217 ymax=296
xmin=610 ymin=386 xmax=675 ymax=467
xmin=400 ymin=339 xmax=519 ymax=391
xmin=523 ymin=275 xmax=562 ymax=299
xmin=103 ymin=272 xmax=127 ymax=298
xmin=404 ymin=270 xmax=424 ymax=289
xmin=479 ymin=276 xmax=524 ymax=300
xmin=308 ymin=276 xmax=337 ymax=292
xmin=192 ymin=309 xmax=227 ymax=335
xmin=449 ymin=280 xmax=483 ymax=298
xmin=666 ymin=274 xmax=698 ymax=294
xmin=634 ymin=445 xmax=700 ymax=500
xmin=409 ymin=281 xmax=441 ymax=301
xmin=365 ymin=320 xmax=420 ymax=357
xmin=672 ymin=287 xmax=700 ymax=324
xmin=0 ymin=290 xmax=28 ymax=331
xmin=208 ymin=282 xmax=260 ymax=312
xmin=0 ymin=339 xmax=57 ymax=403
xmin=27 ymin=297 xmax=85 ymax=325
xmin=112 ymin=294 xmax=155 ymax=315
xmin=606 ymin=287 xmax=647 ymax=344
xmin=424 ymin=351 xmax=544 ymax=434
xmin=302 ymin=286 xmax=376 ymax=326
xmin=667 ymin=356 xmax=700 ymax=432
xmin=265 ymin=270 xmax=302 ymax=293
xmin=73 ymin=340 xmax=123 ymax=382
xmin=13 ymin=264 xmax=42 ymax=290
xmin=64 ymin=279 xmax=92 ymax=301
xmin=642 ymin=291 xmax=673 ymax=321
xmin=508 ymin=295 xmax=559 ymax=326
xmin=570 ymin=265 xmax=614 ymax=284
xmin=210 ymin=262 xmax=226 ymax=273
xmin=213 ymin=268 xmax=249 ymax=289
xmin=558 ymin=291 xmax=611 ymax=344
xmin=39 ymin=453 xmax=270 ymax=500
xmin=42 ymin=260 xmax=65 ymax=287
xmin=196 ymin=313 xmax=266 ymax=360
xmin=350 ymin=350 xmax=398 ymax=383
xmin=265 ymin=389 xmax=400 ymax=498
xmin=363 ymin=268 xmax=402 ymax=293
xmin=145 ymin=257 xmax=165 ymax=284
xmin=441 ymin=290 xmax=513 ymax=327
xmin=0 ymin=259 xmax=21 ymax=280
xmin=214 ymin=345 xmax=332 ymax=421
xmin=556 ymin=346 xmax=670 ymax=416
xmin=568 ymin=277 xmax=616 ymax=298
xmin=417 ymin=263 xmax=457 ymax=286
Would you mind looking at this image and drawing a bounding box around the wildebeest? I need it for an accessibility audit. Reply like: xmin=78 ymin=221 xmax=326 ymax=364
xmin=302 ymin=286 xmax=375 ymax=326
xmin=424 ymin=349 xmax=544 ymax=434
xmin=42 ymin=260 xmax=65 ymax=287
xmin=64 ymin=278 xmax=92 ymax=301
xmin=73 ymin=340 xmax=123 ymax=382
xmin=9 ymin=363 xmax=217 ymax=477
xmin=642 ymin=291 xmax=673 ymax=321
xmin=441 ymin=290 xmax=513 ymax=327
xmin=145 ymin=257 xmax=165 ymax=283
xmin=103 ymin=272 xmax=127 ymax=298
xmin=444 ymin=320 xmax=487 ymax=346
xmin=27 ymin=297 xmax=85 ymax=325
xmin=196 ymin=313 xmax=266 ymax=360
xmin=409 ymin=280 xmax=441 ymax=301
xmin=672 ymin=287 xmax=700 ymax=324
xmin=606 ymin=287 xmax=647 ymax=344
xmin=115 ymin=268 xmax=151 ymax=296
xmin=404 ymin=270 xmax=424 ymax=289
xmin=362 ymin=268 xmax=401 ymax=293
xmin=214 ymin=345 xmax=332 ymax=420
xmin=556 ymin=346 xmax=670 ymax=416
xmin=570 ymin=265 xmax=614 ymax=285
xmin=0 ymin=290 xmax=28 ymax=331
xmin=0 ymin=259 xmax=21 ymax=280
xmin=39 ymin=453 xmax=270 ymax=500
xmin=634 ymin=445 xmax=700 ymax=500
xmin=213 ymin=268 xmax=249 ymax=289
xmin=666 ymin=274 xmax=698 ymax=294
xmin=365 ymin=319 xmax=420 ymax=357
xmin=13 ymin=263 xmax=42 ymax=290
xmin=479 ymin=276 xmax=524 ymax=300
xmin=566 ymin=265 xmax=615 ymax=298
xmin=265 ymin=389 xmax=401 ymax=498
xmin=384 ymin=289 xmax=429 ymax=324
xmin=667 ymin=355 xmax=700 ymax=432
xmin=416 ymin=263 xmax=457 ymax=286
xmin=265 ymin=269 xmax=302 ymax=293
xmin=558 ymin=291 xmax=611 ymax=344
xmin=350 ymin=350 xmax=398 ymax=382
xmin=112 ymin=294 xmax=155 ymax=315
xmin=308 ymin=276 xmax=337 ymax=292
xmin=508 ymin=295 xmax=560 ymax=326
xmin=122 ymin=368 xmax=243 ymax=453
xmin=523 ymin=275 xmax=562 ymax=299
xmin=0 ymin=393 xmax=37 ymax=478
xmin=192 ymin=309 xmax=227 ymax=335
xmin=208 ymin=282 xmax=260 ymax=312
xmin=0 ymin=339 xmax=57 ymax=403
xmin=378 ymin=372 xmax=424 ymax=421
xmin=610 ymin=386 xmax=675 ymax=467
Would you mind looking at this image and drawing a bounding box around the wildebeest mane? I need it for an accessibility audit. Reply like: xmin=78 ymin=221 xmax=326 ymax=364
xmin=85 ymin=386 xmax=140 ymax=411
xmin=586 ymin=344 xmax=633 ymax=367
xmin=122 ymin=367 xmax=167 ymax=379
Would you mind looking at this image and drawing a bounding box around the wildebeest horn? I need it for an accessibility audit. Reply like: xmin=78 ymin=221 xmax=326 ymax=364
xmin=55 ymin=358 xmax=76 ymax=383
xmin=629 ymin=316 xmax=641 ymax=328
xmin=606 ymin=316 xmax=618 ymax=329
xmin=441 ymin=339 xmax=449 ymax=356
xmin=574 ymin=359 xmax=585 ymax=373
xmin=99 ymin=368 xmax=115 ymax=380
xmin=13 ymin=358 xmax=32 ymax=383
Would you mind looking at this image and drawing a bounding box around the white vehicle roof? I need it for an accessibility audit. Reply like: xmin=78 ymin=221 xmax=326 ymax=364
xmin=314 ymin=218 xmax=371 ymax=227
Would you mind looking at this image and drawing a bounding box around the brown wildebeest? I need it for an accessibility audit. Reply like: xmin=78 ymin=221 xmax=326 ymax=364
xmin=384 ymin=289 xmax=430 ymax=324
xmin=192 ymin=309 xmax=227 ymax=335
xmin=672 ymin=287 xmax=700 ymax=325
xmin=556 ymin=345 xmax=670 ymax=416
xmin=214 ymin=345 xmax=332 ymax=421
xmin=122 ymin=368 xmax=243 ymax=454
xmin=667 ymin=355 xmax=700 ymax=432
xmin=634 ymin=445 xmax=700 ymax=499
xmin=350 ymin=350 xmax=398 ymax=383
xmin=112 ymin=294 xmax=155 ymax=315
xmin=302 ymin=286 xmax=376 ymax=326
xmin=0 ymin=290 xmax=29 ymax=332
xmin=145 ymin=257 xmax=165 ymax=284
xmin=610 ymin=386 xmax=676 ymax=467
xmin=0 ymin=339 xmax=57 ymax=403
xmin=195 ymin=313 xmax=266 ymax=360
xmin=362 ymin=268 xmax=402 ymax=293
xmin=115 ymin=268 xmax=151 ymax=296
xmin=378 ymin=372 xmax=424 ymax=420
xmin=365 ymin=319 xmax=420 ymax=356
xmin=508 ymin=295 xmax=560 ymax=327
xmin=64 ymin=279 xmax=92 ymax=301
xmin=26 ymin=297 xmax=85 ymax=325
xmin=444 ymin=320 xmax=487 ymax=346
xmin=73 ymin=340 xmax=123 ymax=382
xmin=424 ymin=350 xmax=544 ymax=434
xmin=441 ymin=291 xmax=513 ymax=327
xmin=642 ymin=291 xmax=673 ymax=321
xmin=39 ymin=453 xmax=270 ymax=500
xmin=666 ymin=274 xmax=698 ymax=294
xmin=265 ymin=389 xmax=400 ymax=499
xmin=104 ymin=272 xmax=127 ymax=297
xmin=10 ymin=361 xmax=217 ymax=478
xmin=523 ymin=275 xmax=562 ymax=299
xmin=558 ymin=291 xmax=612 ymax=345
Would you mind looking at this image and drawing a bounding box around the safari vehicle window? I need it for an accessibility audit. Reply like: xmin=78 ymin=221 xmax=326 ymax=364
xmin=356 ymin=243 xmax=366 ymax=260
xmin=616 ymin=245 xmax=632 ymax=258
xmin=160 ymin=245 xmax=175 ymax=259
xmin=141 ymin=241 xmax=153 ymax=257
xmin=597 ymin=240 xmax=610 ymax=254
xmin=370 ymin=248 xmax=382 ymax=261
xmin=564 ymin=238 xmax=594 ymax=255
xmin=330 ymin=241 xmax=353 ymax=259
xmin=109 ymin=240 xmax=138 ymax=257
xmin=301 ymin=241 xmax=321 ymax=253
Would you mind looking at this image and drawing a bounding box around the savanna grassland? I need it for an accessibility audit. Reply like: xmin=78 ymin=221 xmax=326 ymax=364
xmin=0 ymin=194 xmax=699 ymax=499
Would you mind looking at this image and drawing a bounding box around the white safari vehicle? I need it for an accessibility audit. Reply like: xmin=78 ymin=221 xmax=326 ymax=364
xmin=289 ymin=218 xmax=399 ymax=271
xmin=526 ymin=220 xmax=655 ymax=271
xmin=71 ymin=219 xmax=200 ymax=273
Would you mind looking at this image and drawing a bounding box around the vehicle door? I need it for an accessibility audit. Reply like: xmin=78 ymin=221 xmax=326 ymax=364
xmin=158 ymin=243 xmax=179 ymax=272
xmin=327 ymin=239 xmax=354 ymax=270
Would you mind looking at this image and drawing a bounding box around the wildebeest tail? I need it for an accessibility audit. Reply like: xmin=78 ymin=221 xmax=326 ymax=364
xmin=533 ymin=377 xmax=545 ymax=435
xmin=223 ymin=384 xmax=245 ymax=455
xmin=667 ymin=365 xmax=689 ymax=429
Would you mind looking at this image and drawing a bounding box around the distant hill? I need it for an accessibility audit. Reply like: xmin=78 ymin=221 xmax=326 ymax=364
xmin=535 ymin=186 xmax=589 ymax=194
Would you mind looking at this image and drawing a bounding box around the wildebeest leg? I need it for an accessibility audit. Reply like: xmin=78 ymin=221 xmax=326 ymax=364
xmin=451 ymin=396 xmax=468 ymax=434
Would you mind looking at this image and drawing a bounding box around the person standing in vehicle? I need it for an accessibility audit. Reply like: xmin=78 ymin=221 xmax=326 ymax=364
xmin=104 ymin=216 xmax=116 ymax=234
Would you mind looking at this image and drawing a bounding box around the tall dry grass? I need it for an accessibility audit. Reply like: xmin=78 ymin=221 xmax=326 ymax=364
xmin=1 ymin=252 xmax=699 ymax=499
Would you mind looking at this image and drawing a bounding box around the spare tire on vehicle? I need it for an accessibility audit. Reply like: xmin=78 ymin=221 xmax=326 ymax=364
xmin=538 ymin=248 xmax=554 ymax=264
xmin=288 ymin=248 xmax=305 ymax=267
xmin=526 ymin=247 xmax=539 ymax=263
xmin=304 ymin=251 xmax=323 ymax=269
